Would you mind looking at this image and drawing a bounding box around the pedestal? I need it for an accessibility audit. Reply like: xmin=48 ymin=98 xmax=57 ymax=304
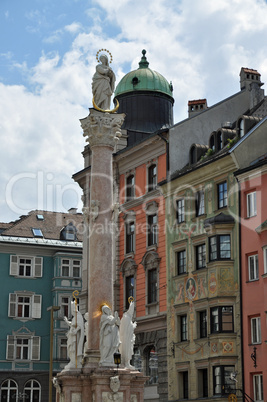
xmin=56 ymin=367 xmax=147 ymax=402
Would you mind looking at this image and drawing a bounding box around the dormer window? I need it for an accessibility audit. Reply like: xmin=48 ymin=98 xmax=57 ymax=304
xmin=239 ymin=119 xmax=244 ymax=137
xmin=190 ymin=146 xmax=197 ymax=165
xmin=217 ymin=131 xmax=223 ymax=150
xmin=209 ymin=134 xmax=215 ymax=151
xmin=60 ymin=223 xmax=77 ymax=241
xmin=32 ymin=228 xmax=43 ymax=238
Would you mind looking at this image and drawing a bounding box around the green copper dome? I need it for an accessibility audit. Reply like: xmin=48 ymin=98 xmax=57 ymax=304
xmin=114 ymin=50 xmax=173 ymax=98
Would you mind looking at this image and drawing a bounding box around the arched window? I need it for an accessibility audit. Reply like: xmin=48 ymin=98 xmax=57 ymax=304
xmin=217 ymin=131 xmax=223 ymax=150
xmin=1 ymin=379 xmax=18 ymax=401
xmin=239 ymin=119 xmax=244 ymax=137
xmin=24 ymin=380 xmax=41 ymax=402
xmin=209 ymin=134 xmax=215 ymax=151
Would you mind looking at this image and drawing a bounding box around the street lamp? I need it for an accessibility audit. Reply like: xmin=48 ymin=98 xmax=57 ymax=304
xmin=47 ymin=305 xmax=60 ymax=402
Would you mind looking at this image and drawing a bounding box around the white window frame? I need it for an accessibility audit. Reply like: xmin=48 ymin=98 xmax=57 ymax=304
xmin=58 ymin=337 xmax=68 ymax=360
xmin=0 ymin=379 xmax=18 ymax=401
xmin=61 ymin=258 xmax=81 ymax=278
xmin=8 ymin=293 xmax=42 ymax=319
xmin=247 ymin=191 xmax=257 ymax=217
xmin=253 ymin=374 xmax=263 ymax=401
xmin=263 ymin=247 xmax=267 ymax=274
xmin=6 ymin=335 xmax=40 ymax=361
xmin=248 ymin=254 xmax=259 ymax=281
xmin=251 ymin=317 xmax=261 ymax=344
xmin=10 ymin=255 xmax=43 ymax=278
xmin=24 ymin=380 xmax=41 ymax=402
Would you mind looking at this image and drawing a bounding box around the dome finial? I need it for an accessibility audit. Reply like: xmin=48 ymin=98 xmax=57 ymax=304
xmin=139 ymin=49 xmax=149 ymax=69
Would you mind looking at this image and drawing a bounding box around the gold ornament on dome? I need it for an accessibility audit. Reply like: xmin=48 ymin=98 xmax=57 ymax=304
xmin=96 ymin=48 xmax=113 ymax=64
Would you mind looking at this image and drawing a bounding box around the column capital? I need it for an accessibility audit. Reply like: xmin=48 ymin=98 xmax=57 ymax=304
xmin=80 ymin=109 xmax=125 ymax=149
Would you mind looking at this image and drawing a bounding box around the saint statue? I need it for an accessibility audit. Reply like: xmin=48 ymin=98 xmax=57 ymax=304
xmin=119 ymin=302 xmax=137 ymax=369
xmin=92 ymin=54 xmax=116 ymax=111
xmin=64 ymin=301 xmax=84 ymax=369
xmin=99 ymin=305 xmax=120 ymax=365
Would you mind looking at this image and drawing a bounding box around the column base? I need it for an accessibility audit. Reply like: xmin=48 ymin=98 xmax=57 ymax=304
xmin=55 ymin=367 xmax=147 ymax=402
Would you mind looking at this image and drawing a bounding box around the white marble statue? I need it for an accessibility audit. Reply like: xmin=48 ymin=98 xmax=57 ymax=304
xmin=92 ymin=54 xmax=115 ymax=111
xmin=83 ymin=312 xmax=89 ymax=354
xmin=64 ymin=301 xmax=84 ymax=369
xmin=119 ymin=302 xmax=137 ymax=369
xmin=99 ymin=305 xmax=120 ymax=365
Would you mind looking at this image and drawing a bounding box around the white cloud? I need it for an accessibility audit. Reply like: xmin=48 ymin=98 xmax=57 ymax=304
xmin=1 ymin=0 xmax=267 ymax=222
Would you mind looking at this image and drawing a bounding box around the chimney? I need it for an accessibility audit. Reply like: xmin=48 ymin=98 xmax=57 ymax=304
xmin=188 ymin=99 xmax=208 ymax=118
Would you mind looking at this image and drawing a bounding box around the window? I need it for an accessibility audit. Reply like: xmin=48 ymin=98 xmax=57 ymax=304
xmin=180 ymin=315 xmax=188 ymax=341
xmin=251 ymin=317 xmax=261 ymax=344
xmin=148 ymin=268 xmax=157 ymax=304
xmin=36 ymin=214 xmax=44 ymax=220
xmin=199 ymin=311 xmax=207 ymax=338
xmin=182 ymin=371 xmax=189 ymax=399
xmin=32 ymin=228 xmax=43 ymax=237
xmin=209 ymin=235 xmax=231 ymax=261
xmin=248 ymin=254 xmax=259 ymax=281
xmin=145 ymin=346 xmax=158 ymax=384
xmin=211 ymin=306 xmax=234 ymax=333
xmin=196 ymin=190 xmax=205 ymax=216
xmin=213 ymin=366 xmax=235 ymax=395
xmin=176 ymin=198 xmax=185 ymax=224
xmin=210 ymin=134 xmax=215 ymax=151
xmin=253 ymin=374 xmax=264 ymax=401
xmin=125 ymin=275 xmax=135 ymax=309
xmin=8 ymin=293 xmax=42 ymax=319
xmin=264 ymin=247 xmax=267 ymax=274
xmin=218 ymin=181 xmax=227 ymax=209
xmin=196 ymin=244 xmax=206 ymax=269
xmin=6 ymin=335 xmax=40 ymax=361
xmin=247 ymin=191 xmax=257 ymax=217
xmin=24 ymin=380 xmax=41 ymax=402
xmin=0 ymin=379 xmax=18 ymax=401
xmin=126 ymin=222 xmax=135 ymax=254
xmin=239 ymin=119 xmax=245 ymax=137
xmin=59 ymin=338 xmax=68 ymax=359
xmin=61 ymin=259 xmax=81 ymax=277
xmin=217 ymin=132 xmax=223 ymax=150
xmin=60 ymin=222 xmax=77 ymax=241
xmin=10 ymin=255 xmax=43 ymax=278
xmin=61 ymin=296 xmax=71 ymax=318
xmin=147 ymin=214 xmax=158 ymax=246
xmin=126 ymin=175 xmax=135 ymax=201
xmin=198 ymin=368 xmax=208 ymax=397
xmin=148 ymin=164 xmax=157 ymax=192
xmin=177 ymin=250 xmax=186 ymax=275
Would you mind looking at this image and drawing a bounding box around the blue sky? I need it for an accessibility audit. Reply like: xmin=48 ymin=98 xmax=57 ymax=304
xmin=1 ymin=0 xmax=267 ymax=222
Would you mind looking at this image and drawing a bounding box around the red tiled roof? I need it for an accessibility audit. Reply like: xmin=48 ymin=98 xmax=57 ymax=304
xmin=242 ymin=68 xmax=260 ymax=76
xmin=188 ymin=99 xmax=207 ymax=106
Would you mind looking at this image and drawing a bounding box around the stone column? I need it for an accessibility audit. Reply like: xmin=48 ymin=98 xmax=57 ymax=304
xmin=80 ymin=109 xmax=125 ymax=362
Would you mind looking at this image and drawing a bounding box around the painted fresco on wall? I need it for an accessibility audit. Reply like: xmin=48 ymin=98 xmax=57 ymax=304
xmin=219 ymin=267 xmax=234 ymax=294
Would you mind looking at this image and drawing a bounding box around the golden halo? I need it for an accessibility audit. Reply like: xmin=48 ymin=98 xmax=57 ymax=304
xmin=96 ymin=48 xmax=113 ymax=64
xmin=92 ymin=96 xmax=119 ymax=113
xmin=128 ymin=296 xmax=134 ymax=304
xmin=99 ymin=301 xmax=112 ymax=314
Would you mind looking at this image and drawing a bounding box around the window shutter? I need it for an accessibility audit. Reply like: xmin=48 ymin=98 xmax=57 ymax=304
xmin=32 ymin=336 xmax=40 ymax=360
xmin=8 ymin=293 xmax=17 ymax=317
xmin=6 ymin=335 xmax=15 ymax=360
xmin=34 ymin=257 xmax=43 ymax=277
xmin=32 ymin=295 xmax=42 ymax=319
xmin=10 ymin=255 xmax=18 ymax=276
xmin=258 ymin=318 xmax=261 ymax=343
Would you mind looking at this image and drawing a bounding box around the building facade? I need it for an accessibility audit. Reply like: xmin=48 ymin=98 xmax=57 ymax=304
xmin=231 ymin=117 xmax=267 ymax=402
xmin=0 ymin=210 xmax=83 ymax=402
xmin=160 ymin=68 xmax=267 ymax=400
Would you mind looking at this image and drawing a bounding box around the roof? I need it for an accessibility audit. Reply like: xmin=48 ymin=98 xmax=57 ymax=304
xmin=241 ymin=68 xmax=261 ymax=76
xmin=188 ymin=99 xmax=207 ymax=106
xmin=114 ymin=50 xmax=173 ymax=98
xmin=1 ymin=210 xmax=84 ymax=242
